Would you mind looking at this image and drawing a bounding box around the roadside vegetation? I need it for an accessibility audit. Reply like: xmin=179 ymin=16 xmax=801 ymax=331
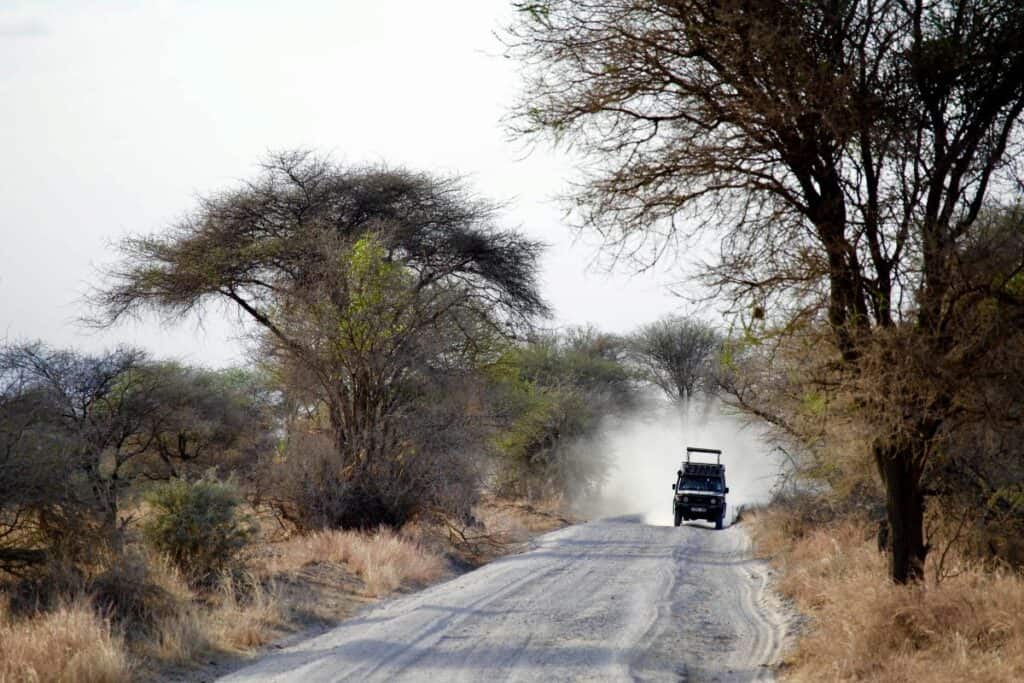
xmin=507 ymin=0 xmax=1024 ymax=677
xmin=0 ymin=330 xmax=609 ymax=680
xmin=508 ymin=0 xmax=1024 ymax=585
xmin=750 ymin=499 xmax=1024 ymax=682
xmin=0 ymin=153 xmax=656 ymax=680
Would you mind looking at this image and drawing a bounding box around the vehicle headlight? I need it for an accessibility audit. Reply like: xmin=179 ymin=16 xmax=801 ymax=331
xmin=682 ymin=496 xmax=688 ymax=502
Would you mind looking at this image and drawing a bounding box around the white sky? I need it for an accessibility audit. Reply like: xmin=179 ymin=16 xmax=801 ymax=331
xmin=0 ymin=0 xmax=692 ymax=367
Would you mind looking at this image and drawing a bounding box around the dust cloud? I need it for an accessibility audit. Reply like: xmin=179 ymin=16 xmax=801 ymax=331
xmin=577 ymin=393 xmax=781 ymax=527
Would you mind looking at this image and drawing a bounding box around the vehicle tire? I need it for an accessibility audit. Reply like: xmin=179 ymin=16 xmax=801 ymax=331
xmin=674 ymin=508 xmax=683 ymax=527
xmin=715 ymin=513 xmax=724 ymax=530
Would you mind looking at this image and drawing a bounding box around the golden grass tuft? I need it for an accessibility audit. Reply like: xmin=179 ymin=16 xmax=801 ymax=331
xmin=207 ymin=577 xmax=287 ymax=651
xmin=0 ymin=597 xmax=132 ymax=683
xmin=139 ymin=558 xmax=286 ymax=664
xmin=266 ymin=527 xmax=447 ymax=597
xmin=750 ymin=507 xmax=1024 ymax=682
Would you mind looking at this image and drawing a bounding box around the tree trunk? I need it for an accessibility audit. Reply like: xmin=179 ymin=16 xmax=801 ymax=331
xmin=875 ymin=441 xmax=929 ymax=583
xmin=102 ymin=482 xmax=125 ymax=555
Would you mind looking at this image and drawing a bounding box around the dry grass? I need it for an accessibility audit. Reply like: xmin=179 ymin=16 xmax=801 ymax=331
xmin=143 ymin=587 xmax=285 ymax=666
xmin=265 ymin=527 xmax=447 ymax=597
xmin=0 ymin=597 xmax=132 ymax=683
xmin=138 ymin=559 xmax=286 ymax=666
xmin=0 ymin=501 xmax=569 ymax=680
xmin=429 ymin=496 xmax=575 ymax=565
xmin=205 ymin=578 xmax=287 ymax=652
xmin=750 ymin=506 xmax=1024 ymax=682
xmin=476 ymin=497 xmax=574 ymax=536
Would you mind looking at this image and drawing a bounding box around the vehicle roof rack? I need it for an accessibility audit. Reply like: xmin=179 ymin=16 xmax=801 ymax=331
xmin=685 ymin=446 xmax=722 ymax=464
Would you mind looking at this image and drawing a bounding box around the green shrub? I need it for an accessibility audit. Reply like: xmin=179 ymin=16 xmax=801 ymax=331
xmin=142 ymin=476 xmax=254 ymax=585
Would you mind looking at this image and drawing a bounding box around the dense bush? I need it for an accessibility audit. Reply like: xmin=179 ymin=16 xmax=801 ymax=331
xmin=489 ymin=329 xmax=636 ymax=500
xmin=0 ymin=344 xmax=273 ymax=580
xmin=142 ymin=476 xmax=254 ymax=585
xmin=260 ymin=424 xmax=481 ymax=531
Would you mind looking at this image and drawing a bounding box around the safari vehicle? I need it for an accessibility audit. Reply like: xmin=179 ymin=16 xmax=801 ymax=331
xmin=672 ymin=447 xmax=729 ymax=529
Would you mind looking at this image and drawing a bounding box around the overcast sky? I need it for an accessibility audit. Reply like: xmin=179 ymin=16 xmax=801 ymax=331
xmin=0 ymin=0 xmax=695 ymax=367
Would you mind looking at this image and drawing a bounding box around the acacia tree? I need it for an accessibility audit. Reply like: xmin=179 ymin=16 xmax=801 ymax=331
xmin=630 ymin=316 xmax=720 ymax=400
xmin=0 ymin=343 xmax=159 ymax=561
xmin=507 ymin=1 xmax=1024 ymax=581
xmin=95 ymin=152 xmax=548 ymax=528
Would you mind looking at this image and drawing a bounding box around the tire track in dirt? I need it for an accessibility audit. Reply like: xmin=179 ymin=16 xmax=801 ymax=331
xmin=221 ymin=518 xmax=792 ymax=682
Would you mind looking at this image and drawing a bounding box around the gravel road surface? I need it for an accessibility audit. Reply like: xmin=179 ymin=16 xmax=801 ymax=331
xmin=221 ymin=516 xmax=789 ymax=682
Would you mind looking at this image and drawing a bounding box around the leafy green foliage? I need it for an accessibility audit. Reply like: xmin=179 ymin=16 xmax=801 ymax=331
xmin=489 ymin=329 xmax=635 ymax=499
xmin=142 ymin=475 xmax=254 ymax=585
xmin=335 ymin=235 xmax=416 ymax=354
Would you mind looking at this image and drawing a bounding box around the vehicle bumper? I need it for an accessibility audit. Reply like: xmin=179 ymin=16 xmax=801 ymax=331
xmin=675 ymin=501 xmax=726 ymax=521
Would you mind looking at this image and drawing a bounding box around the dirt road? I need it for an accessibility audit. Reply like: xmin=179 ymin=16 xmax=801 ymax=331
xmin=221 ymin=517 xmax=789 ymax=682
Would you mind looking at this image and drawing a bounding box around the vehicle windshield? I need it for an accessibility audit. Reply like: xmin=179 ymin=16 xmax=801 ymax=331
xmin=678 ymin=476 xmax=723 ymax=493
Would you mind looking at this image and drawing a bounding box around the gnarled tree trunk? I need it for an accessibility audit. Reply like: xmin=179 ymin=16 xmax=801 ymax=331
xmin=875 ymin=440 xmax=929 ymax=583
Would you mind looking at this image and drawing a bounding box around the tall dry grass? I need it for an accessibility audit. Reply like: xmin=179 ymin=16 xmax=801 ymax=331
xmin=750 ymin=507 xmax=1024 ymax=682
xmin=0 ymin=504 xmax=559 ymax=679
xmin=0 ymin=527 xmax=445 ymax=680
xmin=138 ymin=558 xmax=286 ymax=665
xmin=0 ymin=597 xmax=131 ymax=683
xmin=265 ymin=527 xmax=447 ymax=596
